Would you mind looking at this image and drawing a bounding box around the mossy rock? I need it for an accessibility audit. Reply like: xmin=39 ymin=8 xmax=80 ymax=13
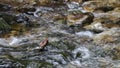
xmin=0 ymin=18 xmax=11 ymax=32
xmin=0 ymin=13 xmax=16 ymax=24
xmin=68 ymin=10 xmax=83 ymax=14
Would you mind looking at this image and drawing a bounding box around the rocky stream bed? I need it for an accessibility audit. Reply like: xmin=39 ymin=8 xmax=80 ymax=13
xmin=0 ymin=0 xmax=120 ymax=68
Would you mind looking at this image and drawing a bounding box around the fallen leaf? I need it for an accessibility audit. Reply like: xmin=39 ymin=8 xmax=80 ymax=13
xmin=39 ymin=38 xmax=49 ymax=49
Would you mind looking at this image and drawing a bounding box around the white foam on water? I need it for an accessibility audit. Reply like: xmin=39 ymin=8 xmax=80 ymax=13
xmin=34 ymin=7 xmax=54 ymax=17
xmin=9 ymin=37 xmax=22 ymax=46
xmin=72 ymin=47 xmax=90 ymax=59
xmin=0 ymin=35 xmax=37 ymax=47
xmin=67 ymin=2 xmax=79 ymax=9
xmin=75 ymin=31 xmax=94 ymax=38
xmin=70 ymin=60 xmax=81 ymax=67
xmin=48 ymin=54 xmax=67 ymax=65
xmin=0 ymin=38 xmax=9 ymax=46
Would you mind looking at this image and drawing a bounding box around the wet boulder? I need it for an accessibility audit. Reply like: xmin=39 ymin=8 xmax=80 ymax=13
xmin=16 ymin=14 xmax=30 ymax=24
xmin=0 ymin=13 xmax=32 ymax=26
xmin=0 ymin=13 xmax=32 ymax=36
xmin=0 ymin=3 xmax=11 ymax=11
xmin=68 ymin=0 xmax=82 ymax=3
xmin=41 ymin=12 xmax=66 ymax=24
xmin=36 ymin=0 xmax=65 ymax=6
xmin=0 ymin=0 xmax=36 ymax=6
xmin=67 ymin=10 xmax=94 ymax=26
xmin=84 ymin=9 xmax=120 ymax=32
xmin=26 ymin=61 xmax=54 ymax=68
xmin=0 ymin=13 xmax=18 ymax=33
xmin=84 ymin=22 xmax=107 ymax=32
xmin=82 ymin=0 xmax=119 ymax=12
xmin=16 ymin=6 xmax=36 ymax=13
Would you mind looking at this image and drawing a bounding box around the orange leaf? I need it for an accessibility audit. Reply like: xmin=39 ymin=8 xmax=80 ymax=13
xmin=39 ymin=38 xmax=49 ymax=48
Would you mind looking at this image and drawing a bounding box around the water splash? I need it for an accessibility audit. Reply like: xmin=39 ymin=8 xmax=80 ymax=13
xmin=72 ymin=47 xmax=90 ymax=59
xmin=67 ymin=2 xmax=79 ymax=9
xmin=75 ymin=31 xmax=94 ymax=38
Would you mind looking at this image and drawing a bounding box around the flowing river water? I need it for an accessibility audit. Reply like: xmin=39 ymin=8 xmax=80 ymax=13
xmin=0 ymin=1 xmax=120 ymax=68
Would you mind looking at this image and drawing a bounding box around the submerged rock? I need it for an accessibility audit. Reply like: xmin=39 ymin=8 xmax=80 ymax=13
xmin=27 ymin=61 xmax=54 ymax=68
xmin=97 ymin=58 xmax=113 ymax=67
xmin=93 ymin=28 xmax=120 ymax=44
xmin=100 ymin=43 xmax=120 ymax=60
xmin=10 ymin=52 xmax=24 ymax=59
xmin=65 ymin=62 xmax=79 ymax=68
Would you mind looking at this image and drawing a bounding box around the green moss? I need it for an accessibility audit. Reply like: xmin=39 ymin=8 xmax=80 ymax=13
xmin=58 ymin=51 xmax=73 ymax=60
xmin=68 ymin=10 xmax=83 ymax=14
xmin=0 ymin=18 xmax=11 ymax=30
xmin=63 ymin=41 xmax=76 ymax=50
xmin=49 ymin=41 xmax=64 ymax=49
xmin=23 ymin=60 xmax=54 ymax=68
xmin=0 ymin=13 xmax=16 ymax=23
xmin=45 ymin=32 xmax=65 ymax=38
xmin=49 ymin=40 xmax=76 ymax=51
